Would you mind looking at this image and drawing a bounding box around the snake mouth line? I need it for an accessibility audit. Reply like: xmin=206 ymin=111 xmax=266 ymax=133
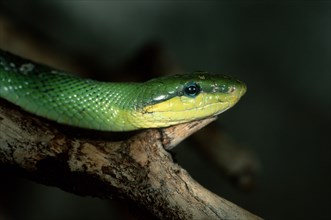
xmin=143 ymin=100 xmax=232 ymax=114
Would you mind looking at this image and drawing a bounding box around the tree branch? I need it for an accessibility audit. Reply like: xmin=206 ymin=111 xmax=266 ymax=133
xmin=0 ymin=99 xmax=262 ymax=219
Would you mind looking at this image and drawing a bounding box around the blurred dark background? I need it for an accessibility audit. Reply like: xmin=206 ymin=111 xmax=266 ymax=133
xmin=0 ymin=1 xmax=330 ymax=220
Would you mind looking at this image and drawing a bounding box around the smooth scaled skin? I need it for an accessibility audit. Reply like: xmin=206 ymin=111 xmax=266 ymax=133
xmin=0 ymin=50 xmax=246 ymax=131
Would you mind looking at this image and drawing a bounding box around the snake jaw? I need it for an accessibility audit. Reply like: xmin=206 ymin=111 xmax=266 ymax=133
xmin=135 ymin=81 xmax=246 ymax=129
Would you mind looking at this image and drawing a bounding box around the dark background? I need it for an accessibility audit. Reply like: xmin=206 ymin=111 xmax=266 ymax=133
xmin=0 ymin=1 xmax=330 ymax=220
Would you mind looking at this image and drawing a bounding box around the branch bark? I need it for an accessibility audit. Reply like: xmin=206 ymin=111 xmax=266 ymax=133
xmin=0 ymin=99 xmax=262 ymax=219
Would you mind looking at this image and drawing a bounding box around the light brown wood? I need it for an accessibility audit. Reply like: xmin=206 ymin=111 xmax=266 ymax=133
xmin=0 ymin=99 xmax=262 ymax=219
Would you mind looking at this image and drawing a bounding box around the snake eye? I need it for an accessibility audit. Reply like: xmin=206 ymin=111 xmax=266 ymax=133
xmin=183 ymin=82 xmax=201 ymax=97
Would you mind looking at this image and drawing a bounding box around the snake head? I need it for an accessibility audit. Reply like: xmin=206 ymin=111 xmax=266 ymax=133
xmin=133 ymin=71 xmax=246 ymax=128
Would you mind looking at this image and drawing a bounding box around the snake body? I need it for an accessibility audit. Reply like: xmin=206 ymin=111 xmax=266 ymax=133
xmin=0 ymin=50 xmax=246 ymax=131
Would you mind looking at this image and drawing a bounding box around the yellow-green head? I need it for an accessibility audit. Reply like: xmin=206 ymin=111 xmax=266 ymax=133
xmin=129 ymin=71 xmax=246 ymax=129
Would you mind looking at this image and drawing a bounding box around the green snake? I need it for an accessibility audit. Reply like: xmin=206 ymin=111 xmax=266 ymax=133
xmin=0 ymin=50 xmax=246 ymax=131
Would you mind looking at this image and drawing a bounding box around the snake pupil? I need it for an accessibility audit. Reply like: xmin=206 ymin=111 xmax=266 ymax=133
xmin=184 ymin=82 xmax=201 ymax=97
